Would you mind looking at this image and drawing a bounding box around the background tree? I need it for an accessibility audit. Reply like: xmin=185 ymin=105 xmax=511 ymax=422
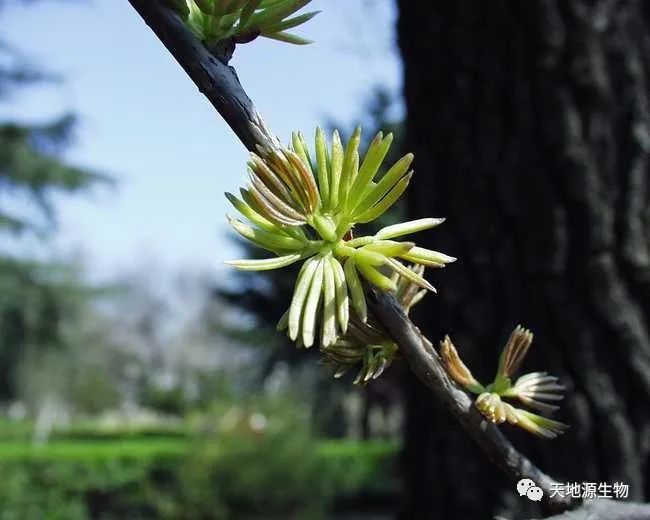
xmin=397 ymin=1 xmax=650 ymax=517
xmin=0 ymin=0 xmax=104 ymax=401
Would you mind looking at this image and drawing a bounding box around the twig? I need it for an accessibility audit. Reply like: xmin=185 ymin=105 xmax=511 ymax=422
xmin=368 ymin=289 xmax=572 ymax=512
xmin=128 ymin=0 xmax=575 ymax=514
xmin=129 ymin=0 xmax=276 ymax=152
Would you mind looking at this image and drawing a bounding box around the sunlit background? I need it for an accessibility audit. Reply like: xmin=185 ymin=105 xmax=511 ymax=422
xmin=2 ymin=0 xmax=400 ymax=275
xmin=0 ymin=1 xmax=407 ymax=518
xmin=4 ymin=1 xmax=649 ymax=518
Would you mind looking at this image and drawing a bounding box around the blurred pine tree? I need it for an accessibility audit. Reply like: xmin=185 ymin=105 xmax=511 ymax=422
xmin=0 ymin=0 xmax=106 ymax=400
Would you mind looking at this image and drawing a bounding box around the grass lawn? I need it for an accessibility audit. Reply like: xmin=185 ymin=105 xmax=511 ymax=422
xmin=0 ymin=437 xmax=190 ymax=460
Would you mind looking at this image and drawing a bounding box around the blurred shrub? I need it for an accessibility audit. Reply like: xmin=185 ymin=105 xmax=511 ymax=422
xmin=0 ymin=427 xmax=397 ymax=519
xmin=319 ymin=439 xmax=398 ymax=497
xmin=179 ymin=400 xmax=328 ymax=519
xmin=141 ymin=385 xmax=191 ymax=416
xmin=0 ymin=451 xmax=173 ymax=519
xmin=0 ymin=418 xmax=188 ymax=442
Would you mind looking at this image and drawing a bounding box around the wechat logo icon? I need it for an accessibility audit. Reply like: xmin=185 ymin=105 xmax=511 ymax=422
xmin=517 ymin=478 xmax=544 ymax=502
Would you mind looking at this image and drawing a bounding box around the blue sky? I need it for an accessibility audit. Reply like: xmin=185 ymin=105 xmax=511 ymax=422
xmin=0 ymin=0 xmax=401 ymax=280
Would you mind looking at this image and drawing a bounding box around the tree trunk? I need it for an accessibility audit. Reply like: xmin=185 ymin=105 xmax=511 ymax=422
xmin=397 ymin=1 xmax=650 ymax=517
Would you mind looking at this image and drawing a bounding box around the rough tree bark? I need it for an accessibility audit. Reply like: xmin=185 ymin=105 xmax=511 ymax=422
xmin=398 ymin=1 xmax=650 ymax=518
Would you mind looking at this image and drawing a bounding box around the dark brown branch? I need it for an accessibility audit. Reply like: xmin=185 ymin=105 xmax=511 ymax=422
xmin=128 ymin=0 xmax=578 ymax=515
xmin=128 ymin=0 xmax=276 ymax=152
xmin=368 ymin=289 xmax=572 ymax=513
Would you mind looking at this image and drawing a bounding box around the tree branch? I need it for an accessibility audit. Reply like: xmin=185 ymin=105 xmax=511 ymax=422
xmin=367 ymin=289 xmax=571 ymax=513
xmin=129 ymin=0 xmax=276 ymax=152
xmin=126 ymin=1 xmax=642 ymax=517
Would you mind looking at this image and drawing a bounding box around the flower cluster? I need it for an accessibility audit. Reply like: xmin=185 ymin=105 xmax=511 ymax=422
xmin=226 ymin=128 xmax=455 ymax=350
xmin=169 ymin=0 xmax=317 ymax=47
xmin=319 ymin=265 xmax=428 ymax=384
xmin=440 ymin=325 xmax=568 ymax=438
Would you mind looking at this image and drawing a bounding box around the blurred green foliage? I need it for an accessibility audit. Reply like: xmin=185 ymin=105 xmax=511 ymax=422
xmin=181 ymin=413 xmax=328 ymax=518
xmin=0 ymin=419 xmax=189 ymax=442
xmin=0 ymin=438 xmax=188 ymax=460
xmin=0 ymin=394 xmax=397 ymax=518
xmin=0 ymin=435 xmax=396 ymax=519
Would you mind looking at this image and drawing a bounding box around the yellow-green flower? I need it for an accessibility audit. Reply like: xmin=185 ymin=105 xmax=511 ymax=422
xmin=226 ymin=128 xmax=455 ymax=349
xmin=441 ymin=326 xmax=568 ymax=439
xmin=319 ymin=265 xmax=427 ymax=384
xmin=170 ymin=0 xmax=318 ymax=47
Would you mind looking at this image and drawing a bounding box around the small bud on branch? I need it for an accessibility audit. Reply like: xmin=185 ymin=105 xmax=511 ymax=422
xmin=441 ymin=325 xmax=569 ymax=438
xmin=168 ymin=0 xmax=318 ymax=50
